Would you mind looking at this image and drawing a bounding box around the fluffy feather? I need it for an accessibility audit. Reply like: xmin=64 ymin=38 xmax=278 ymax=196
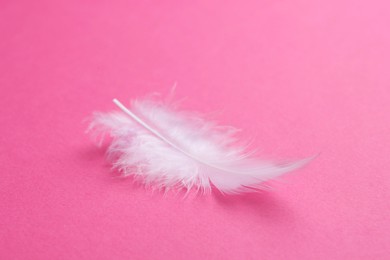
xmin=88 ymin=95 xmax=312 ymax=194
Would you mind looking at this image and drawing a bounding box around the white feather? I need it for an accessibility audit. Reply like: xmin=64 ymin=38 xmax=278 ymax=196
xmin=88 ymin=96 xmax=312 ymax=194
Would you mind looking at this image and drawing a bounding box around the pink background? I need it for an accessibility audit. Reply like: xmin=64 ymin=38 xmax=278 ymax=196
xmin=1 ymin=0 xmax=389 ymax=259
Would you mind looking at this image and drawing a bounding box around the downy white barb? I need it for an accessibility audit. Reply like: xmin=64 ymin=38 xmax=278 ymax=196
xmin=89 ymin=95 xmax=312 ymax=194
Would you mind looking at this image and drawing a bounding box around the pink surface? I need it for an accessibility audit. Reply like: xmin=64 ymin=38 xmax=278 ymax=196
xmin=1 ymin=0 xmax=390 ymax=259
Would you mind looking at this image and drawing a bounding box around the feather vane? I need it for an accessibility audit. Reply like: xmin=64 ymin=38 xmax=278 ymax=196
xmin=89 ymin=96 xmax=311 ymax=194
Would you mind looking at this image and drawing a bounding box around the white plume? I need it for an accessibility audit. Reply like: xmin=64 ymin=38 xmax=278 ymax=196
xmin=88 ymin=95 xmax=312 ymax=194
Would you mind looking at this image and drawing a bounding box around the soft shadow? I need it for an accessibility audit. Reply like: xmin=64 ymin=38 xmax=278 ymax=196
xmin=75 ymin=144 xmax=149 ymax=194
xmin=212 ymin=189 xmax=295 ymax=223
xmin=75 ymin=145 xmax=296 ymax=223
xmin=77 ymin=144 xmax=108 ymax=162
